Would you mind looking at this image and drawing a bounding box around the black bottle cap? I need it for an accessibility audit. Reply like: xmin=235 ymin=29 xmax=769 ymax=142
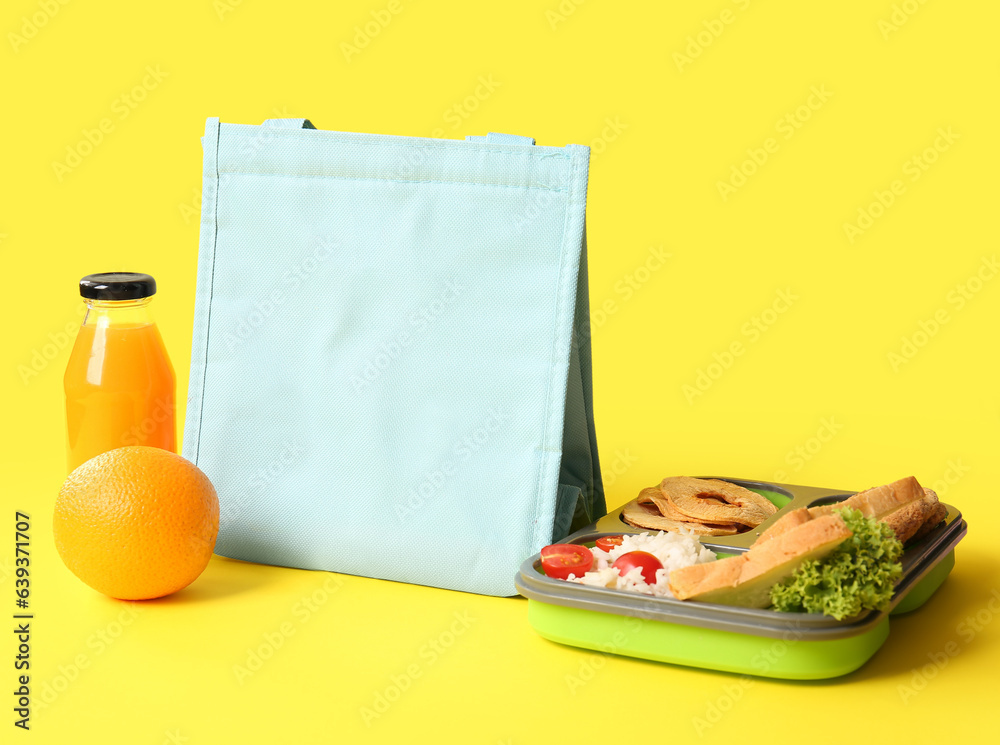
xmin=79 ymin=273 xmax=157 ymax=300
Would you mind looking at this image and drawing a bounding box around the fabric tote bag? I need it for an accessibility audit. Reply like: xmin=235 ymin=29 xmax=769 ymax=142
xmin=184 ymin=117 xmax=604 ymax=596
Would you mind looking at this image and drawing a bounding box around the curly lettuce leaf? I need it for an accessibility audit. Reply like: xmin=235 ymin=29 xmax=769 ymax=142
xmin=770 ymin=507 xmax=903 ymax=620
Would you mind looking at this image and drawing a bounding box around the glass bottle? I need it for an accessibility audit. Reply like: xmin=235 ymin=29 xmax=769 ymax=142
xmin=64 ymin=273 xmax=176 ymax=473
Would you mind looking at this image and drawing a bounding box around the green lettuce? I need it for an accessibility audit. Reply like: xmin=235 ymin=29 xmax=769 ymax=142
xmin=770 ymin=507 xmax=903 ymax=620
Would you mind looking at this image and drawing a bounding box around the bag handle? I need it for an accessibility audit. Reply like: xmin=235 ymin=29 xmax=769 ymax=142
xmin=257 ymin=122 xmax=533 ymax=146
xmin=261 ymin=118 xmax=316 ymax=129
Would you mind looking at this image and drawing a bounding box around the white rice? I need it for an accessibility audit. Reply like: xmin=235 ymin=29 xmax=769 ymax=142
xmin=566 ymin=531 xmax=716 ymax=598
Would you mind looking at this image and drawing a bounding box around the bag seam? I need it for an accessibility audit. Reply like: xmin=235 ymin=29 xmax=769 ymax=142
xmin=222 ymin=126 xmax=571 ymax=158
xmin=195 ymin=124 xmax=222 ymax=465
xmin=215 ymin=169 xmax=568 ymax=193
xmin=531 ymin=147 xmax=583 ymax=549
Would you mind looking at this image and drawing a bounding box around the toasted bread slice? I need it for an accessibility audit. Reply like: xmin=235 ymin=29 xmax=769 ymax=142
xmin=754 ymin=507 xmax=814 ymax=545
xmin=884 ymin=493 xmax=943 ymax=544
xmin=669 ymin=513 xmax=852 ymax=608
xmin=808 ymin=476 xmax=941 ymax=544
xmin=809 ymin=476 xmax=925 ymax=521
xmin=907 ymin=494 xmax=947 ymax=544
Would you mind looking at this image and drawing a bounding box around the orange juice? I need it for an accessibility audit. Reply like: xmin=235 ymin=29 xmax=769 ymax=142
xmin=64 ymin=273 xmax=176 ymax=472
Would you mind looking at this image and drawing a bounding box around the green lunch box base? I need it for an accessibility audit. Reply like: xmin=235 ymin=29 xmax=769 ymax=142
xmin=526 ymin=550 xmax=954 ymax=680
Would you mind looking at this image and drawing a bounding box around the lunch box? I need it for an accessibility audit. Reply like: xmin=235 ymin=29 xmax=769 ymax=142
xmin=515 ymin=478 xmax=967 ymax=680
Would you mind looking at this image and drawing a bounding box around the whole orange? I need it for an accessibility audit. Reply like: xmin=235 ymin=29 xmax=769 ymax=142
xmin=54 ymin=446 xmax=220 ymax=600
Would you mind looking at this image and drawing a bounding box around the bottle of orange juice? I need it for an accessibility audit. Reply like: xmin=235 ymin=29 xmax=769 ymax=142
xmin=64 ymin=273 xmax=176 ymax=473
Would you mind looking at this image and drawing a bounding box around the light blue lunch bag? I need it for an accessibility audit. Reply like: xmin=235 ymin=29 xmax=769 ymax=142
xmin=184 ymin=117 xmax=604 ymax=596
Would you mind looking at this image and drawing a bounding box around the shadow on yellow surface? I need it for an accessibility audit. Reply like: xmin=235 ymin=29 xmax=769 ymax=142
xmin=865 ymin=549 xmax=998 ymax=676
xmin=137 ymin=554 xmax=290 ymax=606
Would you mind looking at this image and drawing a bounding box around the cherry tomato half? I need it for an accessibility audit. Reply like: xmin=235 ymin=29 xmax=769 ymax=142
xmin=612 ymin=551 xmax=663 ymax=584
xmin=594 ymin=535 xmax=625 ymax=552
xmin=540 ymin=544 xmax=594 ymax=580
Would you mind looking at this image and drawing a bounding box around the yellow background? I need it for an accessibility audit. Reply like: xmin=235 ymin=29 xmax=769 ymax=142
xmin=2 ymin=1 xmax=998 ymax=742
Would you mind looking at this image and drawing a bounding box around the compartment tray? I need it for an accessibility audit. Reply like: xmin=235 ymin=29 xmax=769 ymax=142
xmin=516 ymin=477 xmax=967 ymax=679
